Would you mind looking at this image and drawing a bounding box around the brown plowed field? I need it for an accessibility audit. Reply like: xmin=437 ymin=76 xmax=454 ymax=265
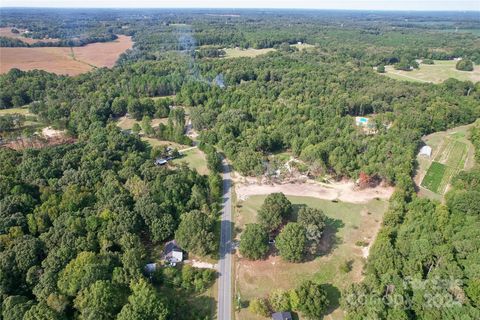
xmin=0 ymin=35 xmax=132 ymax=75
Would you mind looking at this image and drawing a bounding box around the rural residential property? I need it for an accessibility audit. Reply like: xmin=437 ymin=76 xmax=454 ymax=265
xmin=0 ymin=3 xmax=479 ymax=320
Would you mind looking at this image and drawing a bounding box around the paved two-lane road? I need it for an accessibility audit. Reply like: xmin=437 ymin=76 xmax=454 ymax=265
xmin=217 ymin=159 xmax=233 ymax=320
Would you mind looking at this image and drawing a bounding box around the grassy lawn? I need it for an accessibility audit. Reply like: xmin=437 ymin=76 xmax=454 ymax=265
xmin=116 ymin=116 xmax=168 ymax=131
xmin=223 ymin=47 xmax=276 ymax=58
xmin=421 ymin=162 xmax=446 ymax=193
xmin=0 ymin=107 xmax=32 ymax=115
xmin=382 ymin=60 xmax=480 ymax=83
xmin=140 ymin=137 xmax=188 ymax=150
xmin=291 ymin=43 xmax=315 ymax=50
xmin=416 ymin=123 xmax=476 ymax=197
xmin=172 ymin=147 xmax=209 ymax=175
xmin=234 ymin=195 xmax=388 ymax=320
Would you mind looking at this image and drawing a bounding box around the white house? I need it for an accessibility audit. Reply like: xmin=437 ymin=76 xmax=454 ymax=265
xmin=164 ymin=240 xmax=183 ymax=263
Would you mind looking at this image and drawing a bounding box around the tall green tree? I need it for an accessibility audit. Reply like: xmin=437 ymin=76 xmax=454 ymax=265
xmin=258 ymin=193 xmax=292 ymax=233
xmin=239 ymin=224 xmax=269 ymax=260
xmin=275 ymin=223 xmax=307 ymax=262
xmin=74 ymin=280 xmax=127 ymax=320
xmin=296 ymin=281 xmax=330 ymax=319
xmin=117 ymin=279 xmax=168 ymax=320
xmin=175 ymin=210 xmax=217 ymax=256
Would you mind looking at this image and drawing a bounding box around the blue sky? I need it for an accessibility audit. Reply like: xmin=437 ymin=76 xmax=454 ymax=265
xmin=1 ymin=0 xmax=479 ymax=11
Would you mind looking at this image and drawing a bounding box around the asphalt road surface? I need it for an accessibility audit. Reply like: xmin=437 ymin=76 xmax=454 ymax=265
xmin=217 ymin=159 xmax=233 ymax=320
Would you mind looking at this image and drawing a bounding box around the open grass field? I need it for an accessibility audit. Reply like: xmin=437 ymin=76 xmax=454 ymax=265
xmin=234 ymin=195 xmax=388 ymax=320
xmin=116 ymin=116 xmax=168 ymax=132
xmin=291 ymin=43 xmax=315 ymax=50
xmin=0 ymin=35 xmax=133 ymax=75
xmin=416 ymin=123 xmax=475 ymax=198
xmin=140 ymin=137 xmax=186 ymax=150
xmin=0 ymin=107 xmax=32 ymax=116
xmin=383 ymin=60 xmax=480 ymax=83
xmin=0 ymin=27 xmax=59 ymax=44
xmin=172 ymin=147 xmax=209 ymax=175
xmin=223 ymin=47 xmax=276 ymax=58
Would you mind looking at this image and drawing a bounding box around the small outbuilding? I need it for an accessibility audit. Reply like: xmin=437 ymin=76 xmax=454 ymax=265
xmin=419 ymin=145 xmax=432 ymax=158
xmin=144 ymin=263 xmax=157 ymax=273
xmin=163 ymin=240 xmax=184 ymax=264
xmin=155 ymin=158 xmax=168 ymax=166
xmin=272 ymin=312 xmax=293 ymax=320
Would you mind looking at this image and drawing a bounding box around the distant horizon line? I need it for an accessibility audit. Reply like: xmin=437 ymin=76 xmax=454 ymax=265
xmin=0 ymin=6 xmax=479 ymax=12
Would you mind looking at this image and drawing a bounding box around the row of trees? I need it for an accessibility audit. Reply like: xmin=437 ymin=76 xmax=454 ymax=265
xmin=249 ymin=280 xmax=331 ymax=319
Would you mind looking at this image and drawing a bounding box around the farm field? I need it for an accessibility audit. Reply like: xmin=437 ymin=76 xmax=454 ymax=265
xmin=0 ymin=35 xmax=133 ymax=75
xmin=223 ymin=47 xmax=276 ymax=58
xmin=416 ymin=123 xmax=475 ymax=197
xmin=234 ymin=195 xmax=388 ymax=320
xmin=383 ymin=60 xmax=480 ymax=83
xmin=0 ymin=27 xmax=59 ymax=44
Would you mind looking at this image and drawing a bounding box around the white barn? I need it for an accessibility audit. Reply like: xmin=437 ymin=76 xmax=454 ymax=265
xmin=419 ymin=145 xmax=432 ymax=157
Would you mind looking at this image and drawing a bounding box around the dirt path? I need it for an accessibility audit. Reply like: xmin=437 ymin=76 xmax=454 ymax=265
xmin=235 ymin=179 xmax=394 ymax=204
xmin=186 ymin=260 xmax=218 ymax=270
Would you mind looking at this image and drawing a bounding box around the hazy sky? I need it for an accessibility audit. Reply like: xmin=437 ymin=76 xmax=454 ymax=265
xmin=1 ymin=0 xmax=479 ymax=11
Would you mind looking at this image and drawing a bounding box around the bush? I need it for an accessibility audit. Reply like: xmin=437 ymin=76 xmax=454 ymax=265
xmin=456 ymin=59 xmax=474 ymax=71
xmin=339 ymin=260 xmax=353 ymax=273
xmin=355 ymin=240 xmax=369 ymax=247
xmin=248 ymin=298 xmax=270 ymax=317
xmin=296 ymin=281 xmax=329 ymax=319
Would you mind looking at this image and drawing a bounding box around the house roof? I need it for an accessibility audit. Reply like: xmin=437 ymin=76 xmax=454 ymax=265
xmin=272 ymin=312 xmax=293 ymax=320
xmin=164 ymin=240 xmax=182 ymax=255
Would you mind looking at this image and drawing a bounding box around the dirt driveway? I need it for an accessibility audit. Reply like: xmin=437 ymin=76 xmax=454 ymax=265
xmin=235 ymin=179 xmax=394 ymax=204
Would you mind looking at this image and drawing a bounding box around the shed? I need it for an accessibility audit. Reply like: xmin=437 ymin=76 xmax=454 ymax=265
xmin=155 ymin=158 xmax=168 ymax=166
xmin=272 ymin=312 xmax=293 ymax=320
xmin=164 ymin=240 xmax=183 ymax=263
xmin=144 ymin=263 xmax=157 ymax=273
xmin=419 ymin=145 xmax=432 ymax=158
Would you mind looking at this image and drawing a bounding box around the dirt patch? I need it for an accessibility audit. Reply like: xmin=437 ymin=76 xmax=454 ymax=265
xmin=235 ymin=179 xmax=394 ymax=204
xmin=0 ymin=35 xmax=133 ymax=75
xmin=3 ymin=135 xmax=74 ymax=150
xmin=186 ymin=260 xmax=218 ymax=270
xmin=42 ymin=126 xmax=65 ymax=138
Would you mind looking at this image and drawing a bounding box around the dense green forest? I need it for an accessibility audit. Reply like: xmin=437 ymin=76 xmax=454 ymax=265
xmin=342 ymin=120 xmax=480 ymax=319
xmin=0 ymin=123 xmax=222 ymax=319
xmin=1 ymin=8 xmax=479 ymax=320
